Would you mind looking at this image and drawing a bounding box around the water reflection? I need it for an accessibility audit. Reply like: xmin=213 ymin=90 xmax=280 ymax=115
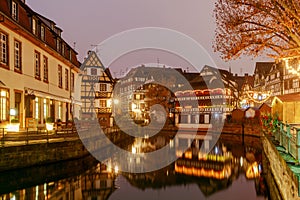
xmin=0 ymin=134 xmax=268 ymax=200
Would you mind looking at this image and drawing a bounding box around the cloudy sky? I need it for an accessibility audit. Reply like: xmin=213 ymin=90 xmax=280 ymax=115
xmin=26 ymin=0 xmax=271 ymax=77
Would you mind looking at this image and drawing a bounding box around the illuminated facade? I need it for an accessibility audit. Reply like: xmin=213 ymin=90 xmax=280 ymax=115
xmin=0 ymin=0 xmax=80 ymax=129
xmin=80 ymin=51 xmax=114 ymax=127
xmin=174 ymin=65 xmax=237 ymax=128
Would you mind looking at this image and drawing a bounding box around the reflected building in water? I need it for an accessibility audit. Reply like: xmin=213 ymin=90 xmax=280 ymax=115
xmin=0 ymin=134 xmax=268 ymax=199
xmin=0 ymin=163 xmax=117 ymax=200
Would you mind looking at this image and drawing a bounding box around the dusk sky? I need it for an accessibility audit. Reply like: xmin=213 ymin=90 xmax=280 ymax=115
xmin=27 ymin=0 xmax=272 ymax=77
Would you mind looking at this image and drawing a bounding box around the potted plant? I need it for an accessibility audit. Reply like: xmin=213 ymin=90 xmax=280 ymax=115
xmin=7 ymin=118 xmax=20 ymax=132
xmin=46 ymin=117 xmax=54 ymax=131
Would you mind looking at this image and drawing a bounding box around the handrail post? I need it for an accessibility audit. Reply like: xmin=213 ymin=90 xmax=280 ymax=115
xmin=26 ymin=128 xmax=29 ymax=145
xmin=297 ymin=128 xmax=300 ymax=163
xmin=280 ymin=123 xmax=284 ymax=146
xmin=287 ymin=124 xmax=291 ymax=154
xmin=1 ymin=128 xmax=4 ymax=147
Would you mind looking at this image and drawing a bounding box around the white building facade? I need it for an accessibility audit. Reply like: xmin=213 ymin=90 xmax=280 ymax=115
xmin=0 ymin=0 xmax=80 ymax=129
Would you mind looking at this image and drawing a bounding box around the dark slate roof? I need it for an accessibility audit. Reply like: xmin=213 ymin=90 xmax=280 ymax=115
xmin=254 ymin=62 xmax=274 ymax=76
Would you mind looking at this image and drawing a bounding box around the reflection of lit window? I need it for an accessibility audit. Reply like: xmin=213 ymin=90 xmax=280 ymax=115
xmin=0 ymin=89 xmax=8 ymax=121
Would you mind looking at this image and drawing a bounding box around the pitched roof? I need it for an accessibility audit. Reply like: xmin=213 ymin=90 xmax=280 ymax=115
xmin=275 ymin=93 xmax=300 ymax=102
xmin=80 ymin=51 xmax=105 ymax=71
xmin=254 ymin=62 xmax=274 ymax=76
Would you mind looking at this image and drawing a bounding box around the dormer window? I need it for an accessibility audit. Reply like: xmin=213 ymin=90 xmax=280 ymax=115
xmin=56 ymin=38 xmax=61 ymax=52
xmin=12 ymin=1 xmax=18 ymax=21
xmin=32 ymin=18 xmax=37 ymax=35
xmin=40 ymin=26 xmax=45 ymax=41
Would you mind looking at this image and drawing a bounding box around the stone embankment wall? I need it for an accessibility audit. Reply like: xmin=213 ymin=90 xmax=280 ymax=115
xmin=0 ymin=140 xmax=89 ymax=172
xmin=262 ymin=135 xmax=299 ymax=200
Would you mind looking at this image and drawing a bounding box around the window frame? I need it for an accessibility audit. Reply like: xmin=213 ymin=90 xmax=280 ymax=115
xmin=11 ymin=1 xmax=18 ymax=21
xmin=65 ymin=68 xmax=69 ymax=91
xmin=14 ymin=39 xmax=22 ymax=73
xmin=34 ymin=51 xmax=41 ymax=80
xmin=32 ymin=18 xmax=37 ymax=35
xmin=0 ymin=31 xmax=9 ymax=69
xmin=58 ymin=65 xmax=63 ymax=88
xmin=71 ymin=72 xmax=75 ymax=92
xmin=40 ymin=25 xmax=45 ymax=41
xmin=43 ymin=56 xmax=48 ymax=83
xmin=0 ymin=88 xmax=9 ymax=121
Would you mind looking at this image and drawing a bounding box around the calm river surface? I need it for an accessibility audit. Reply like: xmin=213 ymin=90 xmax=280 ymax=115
xmin=0 ymin=134 xmax=269 ymax=200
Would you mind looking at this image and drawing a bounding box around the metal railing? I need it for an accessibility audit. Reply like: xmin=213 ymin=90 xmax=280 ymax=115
xmin=272 ymin=121 xmax=300 ymax=162
xmin=0 ymin=127 xmax=79 ymax=147
xmin=0 ymin=125 xmax=122 ymax=148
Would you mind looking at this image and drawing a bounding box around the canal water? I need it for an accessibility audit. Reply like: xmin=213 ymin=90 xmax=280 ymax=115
xmin=0 ymin=134 xmax=269 ymax=200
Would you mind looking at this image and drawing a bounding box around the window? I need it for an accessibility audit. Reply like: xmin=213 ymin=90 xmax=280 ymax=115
xmin=0 ymin=88 xmax=9 ymax=121
xmin=99 ymin=84 xmax=107 ymax=91
xmin=12 ymin=1 xmax=18 ymax=21
xmin=71 ymin=72 xmax=74 ymax=92
xmin=43 ymin=56 xmax=48 ymax=82
xmin=14 ymin=40 xmax=21 ymax=72
xmin=58 ymin=102 xmax=62 ymax=119
xmin=91 ymin=68 xmax=97 ymax=75
xmin=62 ymin=44 xmax=65 ymax=56
xmin=56 ymin=38 xmax=61 ymax=52
xmin=41 ymin=26 xmax=45 ymax=41
xmin=0 ymin=32 xmax=8 ymax=67
xmin=100 ymin=100 xmax=106 ymax=107
xmin=32 ymin=18 xmax=37 ymax=35
xmin=65 ymin=69 xmax=69 ymax=90
xmin=43 ymin=99 xmax=48 ymax=119
xmin=293 ymin=79 xmax=299 ymax=89
xmin=34 ymin=51 xmax=40 ymax=79
xmin=58 ymin=65 xmax=62 ymax=88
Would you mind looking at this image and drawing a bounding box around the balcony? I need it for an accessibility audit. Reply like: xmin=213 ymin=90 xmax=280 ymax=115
xmin=95 ymin=91 xmax=112 ymax=99
xmin=95 ymin=107 xmax=112 ymax=114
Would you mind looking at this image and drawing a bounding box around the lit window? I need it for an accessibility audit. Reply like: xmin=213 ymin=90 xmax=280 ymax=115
xmin=58 ymin=102 xmax=62 ymax=119
xmin=99 ymin=84 xmax=107 ymax=91
xmin=0 ymin=89 xmax=9 ymax=121
xmin=32 ymin=18 xmax=37 ymax=35
xmin=35 ymin=97 xmax=39 ymax=120
xmin=12 ymin=1 xmax=18 ymax=20
xmin=0 ymin=32 xmax=8 ymax=66
xmin=100 ymin=100 xmax=106 ymax=107
xmin=43 ymin=56 xmax=48 ymax=82
xmin=34 ymin=51 xmax=40 ymax=79
xmin=43 ymin=99 xmax=48 ymax=119
xmin=14 ymin=40 xmax=22 ymax=72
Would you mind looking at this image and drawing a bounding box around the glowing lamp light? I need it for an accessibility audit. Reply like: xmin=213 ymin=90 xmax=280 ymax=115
xmin=0 ymin=91 xmax=6 ymax=97
xmin=7 ymin=123 xmax=20 ymax=132
xmin=132 ymin=146 xmax=137 ymax=154
xmin=10 ymin=108 xmax=16 ymax=116
xmin=113 ymin=99 xmax=119 ymax=104
xmin=114 ymin=165 xmax=119 ymax=174
xmin=46 ymin=123 xmax=54 ymax=131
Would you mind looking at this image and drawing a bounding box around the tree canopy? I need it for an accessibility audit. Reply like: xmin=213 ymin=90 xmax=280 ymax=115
xmin=214 ymin=0 xmax=300 ymax=60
